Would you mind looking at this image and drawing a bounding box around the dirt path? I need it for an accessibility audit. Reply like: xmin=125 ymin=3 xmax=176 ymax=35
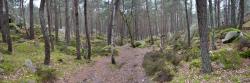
xmin=56 ymin=45 xmax=152 ymax=83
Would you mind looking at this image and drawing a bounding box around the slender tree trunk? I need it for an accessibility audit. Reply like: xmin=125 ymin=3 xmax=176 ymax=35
xmin=39 ymin=0 xmax=51 ymax=65
xmin=54 ymin=0 xmax=59 ymax=42
xmin=146 ymin=0 xmax=154 ymax=45
xmin=0 ymin=0 xmax=12 ymax=52
xmin=74 ymin=0 xmax=81 ymax=59
xmin=217 ymin=0 xmax=220 ymax=27
xmin=84 ymin=0 xmax=92 ymax=60
xmin=196 ymin=0 xmax=213 ymax=73
xmin=0 ymin=0 xmax=6 ymax=42
xmin=29 ymin=0 xmax=34 ymax=39
xmin=238 ymin=0 xmax=244 ymax=29
xmin=46 ymin=0 xmax=54 ymax=51
xmin=185 ymin=0 xmax=191 ymax=47
xmin=65 ymin=0 xmax=70 ymax=46
xmin=231 ymin=0 xmax=236 ymax=27
xmin=209 ymin=0 xmax=217 ymax=50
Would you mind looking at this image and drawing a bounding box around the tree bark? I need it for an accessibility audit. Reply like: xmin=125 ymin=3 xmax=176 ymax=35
xmin=54 ymin=0 xmax=59 ymax=42
xmin=74 ymin=0 xmax=81 ymax=60
xmin=185 ymin=0 xmax=191 ymax=47
xmin=46 ymin=0 xmax=54 ymax=51
xmin=65 ymin=0 xmax=70 ymax=46
xmin=146 ymin=0 xmax=154 ymax=45
xmin=29 ymin=0 xmax=34 ymax=39
xmin=209 ymin=0 xmax=217 ymax=50
xmin=231 ymin=0 xmax=236 ymax=27
xmin=39 ymin=0 xmax=51 ymax=65
xmin=0 ymin=0 xmax=12 ymax=52
xmin=84 ymin=0 xmax=92 ymax=60
xmin=196 ymin=0 xmax=213 ymax=73
xmin=238 ymin=0 xmax=244 ymax=29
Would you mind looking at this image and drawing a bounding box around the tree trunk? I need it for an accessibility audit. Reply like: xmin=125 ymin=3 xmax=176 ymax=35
xmin=39 ymin=0 xmax=51 ymax=65
xmin=54 ymin=0 xmax=59 ymax=42
xmin=29 ymin=0 xmax=34 ymax=39
xmin=0 ymin=0 xmax=12 ymax=52
xmin=84 ymin=0 xmax=92 ymax=60
xmin=231 ymin=0 xmax=236 ymax=27
xmin=46 ymin=0 xmax=54 ymax=51
xmin=196 ymin=0 xmax=213 ymax=73
xmin=209 ymin=0 xmax=217 ymax=50
xmin=146 ymin=0 xmax=154 ymax=45
xmin=74 ymin=0 xmax=81 ymax=60
xmin=238 ymin=0 xmax=244 ymax=29
xmin=65 ymin=0 xmax=70 ymax=46
xmin=185 ymin=0 xmax=191 ymax=47
xmin=0 ymin=0 xmax=6 ymax=42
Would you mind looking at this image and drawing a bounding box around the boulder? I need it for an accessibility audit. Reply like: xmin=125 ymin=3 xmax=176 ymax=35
xmin=24 ymin=59 xmax=36 ymax=72
xmin=222 ymin=31 xmax=241 ymax=44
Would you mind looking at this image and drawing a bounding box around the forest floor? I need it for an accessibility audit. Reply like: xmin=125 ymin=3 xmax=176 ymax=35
xmin=56 ymin=44 xmax=153 ymax=83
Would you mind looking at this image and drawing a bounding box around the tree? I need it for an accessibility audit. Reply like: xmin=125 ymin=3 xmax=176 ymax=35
xmin=65 ymin=0 xmax=70 ymax=46
xmin=0 ymin=0 xmax=12 ymax=52
xmin=54 ymin=0 xmax=59 ymax=42
xmin=39 ymin=0 xmax=51 ymax=65
xmin=231 ymin=0 xmax=236 ymax=27
xmin=29 ymin=0 xmax=34 ymax=39
xmin=209 ymin=0 xmax=217 ymax=50
xmin=84 ymin=0 xmax=92 ymax=60
xmin=74 ymin=0 xmax=81 ymax=59
xmin=185 ymin=0 xmax=191 ymax=47
xmin=146 ymin=0 xmax=154 ymax=45
xmin=46 ymin=0 xmax=54 ymax=50
xmin=196 ymin=0 xmax=213 ymax=73
xmin=238 ymin=0 xmax=244 ymax=29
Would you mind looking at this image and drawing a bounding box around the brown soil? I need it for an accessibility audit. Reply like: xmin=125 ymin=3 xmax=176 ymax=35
xmin=56 ymin=45 xmax=152 ymax=83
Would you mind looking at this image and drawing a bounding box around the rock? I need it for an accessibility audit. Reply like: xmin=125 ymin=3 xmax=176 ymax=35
xmin=24 ymin=59 xmax=36 ymax=72
xmin=0 ymin=68 xmax=5 ymax=74
xmin=222 ymin=31 xmax=241 ymax=44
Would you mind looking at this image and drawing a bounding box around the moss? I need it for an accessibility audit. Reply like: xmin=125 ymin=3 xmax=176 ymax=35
xmin=134 ymin=41 xmax=146 ymax=48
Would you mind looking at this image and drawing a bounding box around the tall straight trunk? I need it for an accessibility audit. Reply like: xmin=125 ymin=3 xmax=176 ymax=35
xmin=107 ymin=1 xmax=113 ymax=45
xmin=74 ymin=0 xmax=81 ymax=59
xmin=133 ymin=0 xmax=139 ymax=40
xmin=185 ymin=0 xmax=191 ymax=47
xmin=231 ymin=0 xmax=236 ymax=27
xmin=39 ymin=0 xmax=51 ymax=65
xmin=0 ymin=0 xmax=12 ymax=52
xmin=46 ymin=0 xmax=54 ymax=50
xmin=224 ymin=0 xmax=229 ymax=26
xmin=146 ymin=0 xmax=154 ymax=45
xmin=20 ymin=0 xmax=28 ymax=37
xmin=209 ymin=0 xmax=217 ymax=50
xmin=29 ymin=0 xmax=34 ymax=39
xmin=238 ymin=0 xmax=244 ymax=29
xmin=54 ymin=0 xmax=59 ymax=42
xmin=0 ymin=0 xmax=6 ymax=42
xmin=196 ymin=0 xmax=213 ymax=73
xmin=65 ymin=0 xmax=70 ymax=46
xmin=217 ymin=0 xmax=220 ymax=27
xmin=84 ymin=0 xmax=92 ymax=60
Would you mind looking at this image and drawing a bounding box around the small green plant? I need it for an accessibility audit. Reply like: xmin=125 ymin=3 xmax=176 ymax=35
xmin=36 ymin=66 xmax=58 ymax=83
xmin=212 ymin=49 xmax=242 ymax=69
xmin=239 ymin=51 xmax=250 ymax=58
xmin=190 ymin=59 xmax=201 ymax=68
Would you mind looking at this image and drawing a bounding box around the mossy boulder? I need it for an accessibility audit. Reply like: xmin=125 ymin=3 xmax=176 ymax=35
xmin=222 ymin=31 xmax=241 ymax=43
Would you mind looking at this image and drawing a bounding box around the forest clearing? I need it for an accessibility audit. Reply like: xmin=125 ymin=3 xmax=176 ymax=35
xmin=0 ymin=0 xmax=250 ymax=83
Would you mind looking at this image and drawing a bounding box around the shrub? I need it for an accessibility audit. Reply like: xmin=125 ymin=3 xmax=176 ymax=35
xmin=36 ymin=67 xmax=58 ymax=83
xmin=190 ymin=59 xmax=201 ymax=68
xmin=142 ymin=51 xmax=174 ymax=82
xmin=239 ymin=51 xmax=250 ymax=58
xmin=0 ymin=60 xmax=15 ymax=74
xmin=212 ymin=49 xmax=242 ymax=69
